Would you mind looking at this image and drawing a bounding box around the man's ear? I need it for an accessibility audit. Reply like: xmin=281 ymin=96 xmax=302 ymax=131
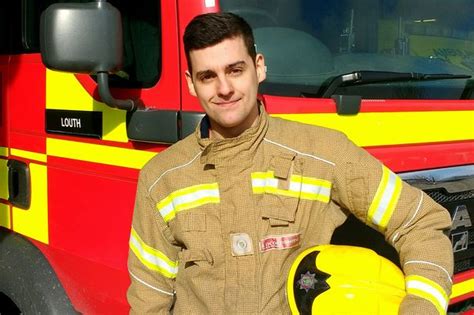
xmin=185 ymin=70 xmax=197 ymax=97
xmin=255 ymin=54 xmax=266 ymax=83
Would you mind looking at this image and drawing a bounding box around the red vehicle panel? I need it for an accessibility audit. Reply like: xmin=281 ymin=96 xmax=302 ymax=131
xmin=0 ymin=0 xmax=472 ymax=314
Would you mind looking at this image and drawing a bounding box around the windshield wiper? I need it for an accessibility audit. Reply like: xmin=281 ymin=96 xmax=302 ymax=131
xmin=320 ymin=70 xmax=471 ymax=98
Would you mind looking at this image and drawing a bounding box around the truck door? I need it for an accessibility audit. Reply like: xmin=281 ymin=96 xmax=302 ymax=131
xmin=37 ymin=1 xmax=182 ymax=313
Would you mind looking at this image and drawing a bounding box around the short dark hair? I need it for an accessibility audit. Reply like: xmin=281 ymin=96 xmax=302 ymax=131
xmin=183 ymin=12 xmax=257 ymax=74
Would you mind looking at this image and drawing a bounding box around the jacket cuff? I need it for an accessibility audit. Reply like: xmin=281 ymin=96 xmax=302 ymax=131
xmin=399 ymin=293 xmax=445 ymax=315
xmin=404 ymin=275 xmax=449 ymax=314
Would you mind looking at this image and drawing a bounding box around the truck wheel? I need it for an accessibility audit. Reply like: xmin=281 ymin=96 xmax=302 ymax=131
xmin=0 ymin=228 xmax=77 ymax=315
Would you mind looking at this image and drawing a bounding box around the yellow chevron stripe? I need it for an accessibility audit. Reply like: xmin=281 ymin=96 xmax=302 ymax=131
xmin=47 ymin=138 xmax=157 ymax=169
xmin=10 ymin=148 xmax=47 ymax=163
xmin=451 ymin=278 xmax=474 ymax=300
xmin=0 ymin=146 xmax=8 ymax=157
xmin=272 ymin=111 xmax=474 ymax=147
xmin=12 ymin=163 xmax=49 ymax=244
xmin=0 ymin=159 xmax=8 ymax=201
xmin=46 ymin=70 xmax=128 ymax=142
xmin=0 ymin=202 xmax=10 ymax=229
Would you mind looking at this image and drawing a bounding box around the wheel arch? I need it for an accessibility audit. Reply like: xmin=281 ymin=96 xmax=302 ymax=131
xmin=0 ymin=227 xmax=77 ymax=314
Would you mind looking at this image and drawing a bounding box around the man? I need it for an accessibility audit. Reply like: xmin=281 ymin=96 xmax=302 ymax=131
xmin=127 ymin=12 xmax=453 ymax=314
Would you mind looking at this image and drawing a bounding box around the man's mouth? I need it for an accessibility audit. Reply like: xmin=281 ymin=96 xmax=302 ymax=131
xmin=214 ymin=98 xmax=241 ymax=107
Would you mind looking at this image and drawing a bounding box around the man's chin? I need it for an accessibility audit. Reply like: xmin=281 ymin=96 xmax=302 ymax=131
xmin=212 ymin=115 xmax=242 ymax=128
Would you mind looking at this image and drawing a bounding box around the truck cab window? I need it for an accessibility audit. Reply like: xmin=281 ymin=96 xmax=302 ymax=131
xmin=222 ymin=0 xmax=474 ymax=100
xmin=106 ymin=0 xmax=161 ymax=88
xmin=0 ymin=2 xmax=23 ymax=54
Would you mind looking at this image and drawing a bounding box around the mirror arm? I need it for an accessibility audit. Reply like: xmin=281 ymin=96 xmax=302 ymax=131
xmin=97 ymin=72 xmax=136 ymax=111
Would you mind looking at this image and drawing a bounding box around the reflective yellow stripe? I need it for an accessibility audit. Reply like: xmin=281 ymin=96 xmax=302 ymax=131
xmin=0 ymin=203 xmax=10 ymax=229
xmin=251 ymin=171 xmax=332 ymax=202
xmin=272 ymin=111 xmax=474 ymax=147
xmin=129 ymin=228 xmax=178 ymax=278
xmin=451 ymin=278 xmax=474 ymax=300
xmin=12 ymin=163 xmax=49 ymax=244
xmin=157 ymin=183 xmax=220 ymax=223
xmin=0 ymin=159 xmax=8 ymax=201
xmin=406 ymin=275 xmax=448 ymax=314
xmin=47 ymin=138 xmax=156 ymax=169
xmin=10 ymin=148 xmax=47 ymax=163
xmin=367 ymin=165 xmax=402 ymax=231
xmin=0 ymin=152 xmax=8 ymax=228
xmin=0 ymin=146 xmax=8 ymax=157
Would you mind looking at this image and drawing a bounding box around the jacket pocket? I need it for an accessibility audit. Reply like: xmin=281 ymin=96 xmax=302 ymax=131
xmin=253 ymin=153 xmax=302 ymax=227
xmin=261 ymin=195 xmax=300 ymax=227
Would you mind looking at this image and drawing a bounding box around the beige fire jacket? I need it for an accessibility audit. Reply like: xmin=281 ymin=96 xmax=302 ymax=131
xmin=127 ymin=107 xmax=453 ymax=314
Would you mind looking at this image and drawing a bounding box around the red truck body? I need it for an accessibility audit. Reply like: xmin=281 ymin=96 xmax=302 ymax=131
xmin=0 ymin=0 xmax=473 ymax=313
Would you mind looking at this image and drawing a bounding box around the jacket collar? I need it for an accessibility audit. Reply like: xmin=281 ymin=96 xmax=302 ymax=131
xmin=196 ymin=103 xmax=268 ymax=166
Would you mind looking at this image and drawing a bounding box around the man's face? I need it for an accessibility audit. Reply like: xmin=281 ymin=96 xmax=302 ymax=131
xmin=185 ymin=36 xmax=266 ymax=139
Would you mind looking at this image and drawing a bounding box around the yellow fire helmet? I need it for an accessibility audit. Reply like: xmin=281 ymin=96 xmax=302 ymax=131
xmin=286 ymin=245 xmax=406 ymax=315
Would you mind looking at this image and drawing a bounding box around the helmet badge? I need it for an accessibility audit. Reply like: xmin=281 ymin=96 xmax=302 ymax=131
xmin=297 ymin=271 xmax=317 ymax=292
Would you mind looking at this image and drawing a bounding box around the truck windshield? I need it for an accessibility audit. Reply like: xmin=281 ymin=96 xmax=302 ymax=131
xmin=221 ymin=0 xmax=474 ymax=99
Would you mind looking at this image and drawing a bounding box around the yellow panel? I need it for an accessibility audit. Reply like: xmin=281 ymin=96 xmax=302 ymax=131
xmin=0 ymin=203 xmax=10 ymax=229
xmin=10 ymin=148 xmax=47 ymax=163
xmin=46 ymin=70 xmax=128 ymax=142
xmin=12 ymin=163 xmax=48 ymax=244
xmin=0 ymin=146 xmax=8 ymax=157
xmin=450 ymin=278 xmax=474 ymax=300
xmin=0 ymin=153 xmax=10 ymax=228
xmin=272 ymin=111 xmax=474 ymax=147
xmin=103 ymin=107 xmax=128 ymax=142
xmin=47 ymin=138 xmax=157 ymax=169
xmin=0 ymin=159 xmax=8 ymax=200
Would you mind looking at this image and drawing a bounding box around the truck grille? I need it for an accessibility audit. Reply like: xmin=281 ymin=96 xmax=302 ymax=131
xmin=455 ymin=258 xmax=473 ymax=273
xmin=334 ymin=166 xmax=474 ymax=276
xmin=425 ymin=188 xmax=474 ymax=274
xmin=426 ymin=189 xmax=474 ymax=204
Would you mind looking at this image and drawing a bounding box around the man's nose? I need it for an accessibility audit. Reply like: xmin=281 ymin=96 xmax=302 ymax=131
xmin=216 ymin=75 xmax=234 ymax=97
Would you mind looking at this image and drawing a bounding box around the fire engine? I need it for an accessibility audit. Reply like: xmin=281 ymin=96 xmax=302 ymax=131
xmin=0 ymin=0 xmax=473 ymax=314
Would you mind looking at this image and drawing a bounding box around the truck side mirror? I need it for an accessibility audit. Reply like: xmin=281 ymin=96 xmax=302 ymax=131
xmin=40 ymin=1 xmax=136 ymax=111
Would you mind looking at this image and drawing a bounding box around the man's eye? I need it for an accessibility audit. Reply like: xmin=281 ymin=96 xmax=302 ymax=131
xmin=200 ymin=74 xmax=214 ymax=82
xmin=229 ymin=68 xmax=243 ymax=76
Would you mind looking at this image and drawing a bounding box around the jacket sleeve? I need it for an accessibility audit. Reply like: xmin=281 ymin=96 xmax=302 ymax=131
xmin=332 ymin=135 xmax=453 ymax=315
xmin=127 ymin=173 xmax=179 ymax=314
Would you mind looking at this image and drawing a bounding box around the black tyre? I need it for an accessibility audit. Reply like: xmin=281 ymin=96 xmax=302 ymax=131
xmin=0 ymin=228 xmax=77 ymax=315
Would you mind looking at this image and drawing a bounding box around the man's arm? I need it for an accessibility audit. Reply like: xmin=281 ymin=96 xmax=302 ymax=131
xmin=332 ymin=136 xmax=453 ymax=315
xmin=127 ymin=174 xmax=179 ymax=314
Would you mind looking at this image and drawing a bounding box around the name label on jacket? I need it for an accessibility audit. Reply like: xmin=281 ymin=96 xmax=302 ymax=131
xmin=260 ymin=233 xmax=301 ymax=252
